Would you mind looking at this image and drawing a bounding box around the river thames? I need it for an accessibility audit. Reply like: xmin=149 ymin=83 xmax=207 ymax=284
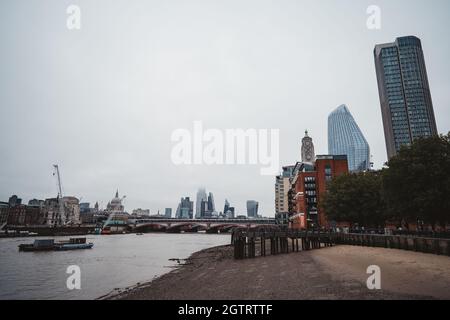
xmin=0 ymin=233 xmax=231 ymax=300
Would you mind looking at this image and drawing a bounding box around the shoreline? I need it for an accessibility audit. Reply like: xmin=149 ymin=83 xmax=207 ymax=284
xmin=104 ymin=244 xmax=450 ymax=300
xmin=99 ymin=244 xmax=231 ymax=300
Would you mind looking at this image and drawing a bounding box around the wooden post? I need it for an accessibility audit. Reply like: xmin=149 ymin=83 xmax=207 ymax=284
xmin=446 ymin=240 xmax=450 ymax=257
xmin=434 ymin=239 xmax=441 ymax=255
xmin=422 ymin=239 xmax=428 ymax=253
xmin=263 ymin=236 xmax=266 ymax=256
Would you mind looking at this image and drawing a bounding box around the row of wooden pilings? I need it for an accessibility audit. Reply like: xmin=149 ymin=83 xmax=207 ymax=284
xmin=232 ymin=230 xmax=450 ymax=259
xmin=335 ymin=233 xmax=450 ymax=256
xmin=232 ymin=230 xmax=334 ymax=260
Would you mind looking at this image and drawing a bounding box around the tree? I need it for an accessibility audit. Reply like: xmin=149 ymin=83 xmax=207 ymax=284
xmin=382 ymin=133 xmax=450 ymax=228
xmin=320 ymin=171 xmax=387 ymax=227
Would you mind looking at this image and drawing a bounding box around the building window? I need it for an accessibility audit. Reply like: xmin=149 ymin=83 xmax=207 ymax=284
xmin=325 ymin=165 xmax=332 ymax=182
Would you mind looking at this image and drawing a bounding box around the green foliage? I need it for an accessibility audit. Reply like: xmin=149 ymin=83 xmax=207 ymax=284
xmin=321 ymin=133 xmax=450 ymax=227
xmin=320 ymin=171 xmax=386 ymax=227
xmin=382 ymin=133 xmax=450 ymax=226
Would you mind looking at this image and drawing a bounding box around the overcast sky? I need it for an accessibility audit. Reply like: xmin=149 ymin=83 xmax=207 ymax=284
xmin=1 ymin=0 xmax=449 ymax=216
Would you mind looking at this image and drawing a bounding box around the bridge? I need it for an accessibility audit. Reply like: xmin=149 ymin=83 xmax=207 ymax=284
xmin=129 ymin=218 xmax=276 ymax=233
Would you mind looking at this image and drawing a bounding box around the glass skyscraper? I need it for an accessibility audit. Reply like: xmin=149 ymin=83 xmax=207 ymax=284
xmin=374 ymin=36 xmax=438 ymax=159
xmin=195 ymin=188 xmax=207 ymax=219
xmin=246 ymin=200 xmax=259 ymax=218
xmin=328 ymin=105 xmax=370 ymax=172
xmin=176 ymin=197 xmax=193 ymax=219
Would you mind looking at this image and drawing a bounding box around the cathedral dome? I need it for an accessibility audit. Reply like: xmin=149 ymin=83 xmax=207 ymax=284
xmin=106 ymin=190 xmax=125 ymax=213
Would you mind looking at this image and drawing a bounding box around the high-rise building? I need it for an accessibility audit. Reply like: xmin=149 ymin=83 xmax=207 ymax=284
xmin=328 ymin=104 xmax=370 ymax=172
xmin=246 ymin=200 xmax=259 ymax=218
xmin=196 ymin=189 xmax=216 ymax=218
xmin=200 ymin=199 xmax=208 ymax=217
xmin=207 ymin=192 xmax=215 ymax=212
xmin=275 ymin=165 xmax=295 ymax=214
xmin=223 ymin=199 xmax=230 ymax=215
xmin=223 ymin=199 xmax=235 ymax=218
xmin=374 ymin=36 xmax=438 ymax=159
xmin=195 ymin=188 xmax=207 ymax=218
xmin=176 ymin=197 xmax=193 ymax=219
xmin=301 ymin=131 xmax=315 ymax=164
xmin=165 ymin=208 xmax=172 ymax=218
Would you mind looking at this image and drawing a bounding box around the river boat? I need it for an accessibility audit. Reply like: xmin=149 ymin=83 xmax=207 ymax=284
xmin=18 ymin=238 xmax=94 ymax=252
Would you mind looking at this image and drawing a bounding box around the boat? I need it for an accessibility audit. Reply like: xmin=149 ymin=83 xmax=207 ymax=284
xmin=18 ymin=238 xmax=94 ymax=252
xmin=19 ymin=239 xmax=55 ymax=252
xmin=54 ymin=238 xmax=94 ymax=251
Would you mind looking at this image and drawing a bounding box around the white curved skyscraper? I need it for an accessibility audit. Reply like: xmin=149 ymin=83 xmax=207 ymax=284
xmin=328 ymin=105 xmax=370 ymax=172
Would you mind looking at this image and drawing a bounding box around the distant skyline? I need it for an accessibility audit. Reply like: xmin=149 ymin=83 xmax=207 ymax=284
xmin=1 ymin=0 xmax=450 ymax=216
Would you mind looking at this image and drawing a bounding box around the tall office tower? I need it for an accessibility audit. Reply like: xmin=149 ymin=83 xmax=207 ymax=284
xmin=228 ymin=207 xmax=235 ymax=218
xmin=223 ymin=200 xmax=235 ymax=218
xmin=374 ymin=36 xmax=438 ymax=159
xmin=195 ymin=188 xmax=207 ymax=218
xmin=328 ymin=105 xmax=371 ymax=172
xmin=246 ymin=200 xmax=259 ymax=218
xmin=207 ymin=192 xmax=215 ymax=212
xmin=176 ymin=197 xmax=193 ymax=219
xmin=301 ymin=131 xmax=315 ymax=164
xmin=275 ymin=165 xmax=295 ymax=214
xmin=164 ymin=208 xmax=172 ymax=218
xmin=223 ymin=199 xmax=230 ymax=214
xmin=200 ymin=199 xmax=208 ymax=218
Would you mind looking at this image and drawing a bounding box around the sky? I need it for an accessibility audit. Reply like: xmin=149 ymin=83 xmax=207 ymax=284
xmin=1 ymin=0 xmax=449 ymax=216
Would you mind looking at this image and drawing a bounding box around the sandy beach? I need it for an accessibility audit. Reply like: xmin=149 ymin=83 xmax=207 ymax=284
xmin=105 ymin=245 xmax=450 ymax=300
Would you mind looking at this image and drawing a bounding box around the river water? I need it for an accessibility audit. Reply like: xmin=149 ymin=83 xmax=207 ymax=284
xmin=0 ymin=233 xmax=231 ymax=300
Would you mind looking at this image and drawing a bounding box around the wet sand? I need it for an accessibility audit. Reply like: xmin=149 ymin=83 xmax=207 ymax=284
xmin=105 ymin=245 xmax=450 ymax=300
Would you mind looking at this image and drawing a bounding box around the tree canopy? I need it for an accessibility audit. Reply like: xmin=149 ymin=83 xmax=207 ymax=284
xmin=320 ymin=171 xmax=386 ymax=227
xmin=321 ymin=133 xmax=450 ymax=228
xmin=382 ymin=132 xmax=450 ymax=227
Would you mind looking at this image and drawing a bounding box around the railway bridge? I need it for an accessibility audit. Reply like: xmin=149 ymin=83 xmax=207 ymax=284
xmin=130 ymin=218 xmax=276 ymax=233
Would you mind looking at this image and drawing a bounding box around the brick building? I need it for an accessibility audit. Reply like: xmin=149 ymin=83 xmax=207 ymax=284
xmin=289 ymin=155 xmax=348 ymax=230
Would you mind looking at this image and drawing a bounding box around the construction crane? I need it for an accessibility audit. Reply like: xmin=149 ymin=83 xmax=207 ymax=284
xmin=53 ymin=165 xmax=65 ymax=226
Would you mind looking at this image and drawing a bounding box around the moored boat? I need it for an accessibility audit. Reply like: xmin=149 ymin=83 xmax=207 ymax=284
xmin=54 ymin=238 xmax=94 ymax=251
xmin=18 ymin=237 xmax=94 ymax=252
xmin=19 ymin=239 xmax=55 ymax=252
